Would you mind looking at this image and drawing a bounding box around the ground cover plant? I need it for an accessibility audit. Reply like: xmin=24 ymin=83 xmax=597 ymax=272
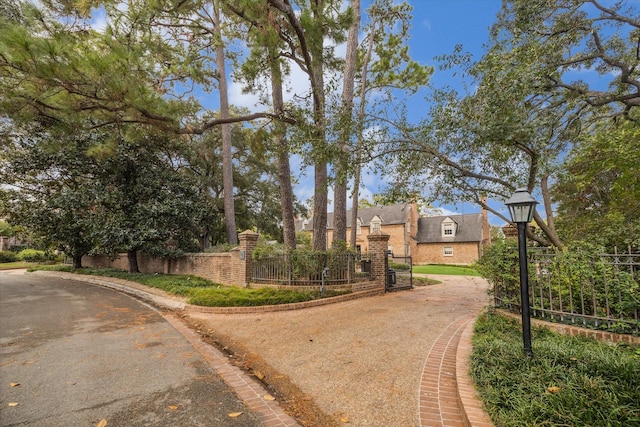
xmin=472 ymin=310 xmax=640 ymax=426
xmin=30 ymin=266 xmax=351 ymax=307
xmin=412 ymin=264 xmax=480 ymax=276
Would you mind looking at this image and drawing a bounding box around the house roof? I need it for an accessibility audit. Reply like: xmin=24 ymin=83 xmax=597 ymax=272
xmin=295 ymin=203 xmax=412 ymax=232
xmin=415 ymin=214 xmax=483 ymax=243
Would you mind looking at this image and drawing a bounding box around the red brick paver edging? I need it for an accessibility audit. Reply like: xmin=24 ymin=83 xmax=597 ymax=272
xmin=456 ymin=316 xmax=494 ymax=427
xmin=419 ymin=312 xmax=494 ymax=427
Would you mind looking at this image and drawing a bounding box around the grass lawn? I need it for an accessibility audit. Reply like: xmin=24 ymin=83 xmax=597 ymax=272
xmin=412 ymin=264 xmax=480 ymax=276
xmin=0 ymin=261 xmax=42 ymax=270
xmin=472 ymin=310 xmax=640 ymax=426
xmin=30 ymin=265 xmax=351 ymax=307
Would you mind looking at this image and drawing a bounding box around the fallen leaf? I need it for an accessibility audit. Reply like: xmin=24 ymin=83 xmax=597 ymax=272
xmin=168 ymin=405 xmax=178 ymax=410
xmin=253 ymin=370 xmax=265 ymax=380
xmin=339 ymin=415 xmax=350 ymax=423
xmin=96 ymin=419 xmax=108 ymax=427
xmin=228 ymin=412 xmax=243 ymax=418
xmin=263 ymin=394 xmax=276 ymax=401
xmin=9 ymin=383 xmax=20 ymax=387
xmin=8 ymin=402 xmax=18 ymax=407
xmin=546 ymin=386 xmax=561 ymax=394
xmin=569 ymin=357 xmax=577 ymax=361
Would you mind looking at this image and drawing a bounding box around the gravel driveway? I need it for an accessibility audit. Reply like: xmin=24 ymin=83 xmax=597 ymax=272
xmin=186 ymin=275 xmax=490 ymax=427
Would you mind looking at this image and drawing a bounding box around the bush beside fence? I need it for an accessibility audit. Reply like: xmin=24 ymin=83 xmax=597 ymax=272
xmin=477 ymin=241 xmax=640 ymax=336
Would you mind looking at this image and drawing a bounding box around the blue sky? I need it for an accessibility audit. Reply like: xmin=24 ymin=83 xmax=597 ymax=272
xmin=219 ymin=1 xmax=506 ymax=223
xmin=318 ymin=0 xmax=505 ymax=222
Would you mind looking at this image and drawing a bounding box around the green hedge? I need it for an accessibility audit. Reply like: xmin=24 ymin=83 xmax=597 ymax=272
xmin=0 ymin=251 xmax=19 ymax=263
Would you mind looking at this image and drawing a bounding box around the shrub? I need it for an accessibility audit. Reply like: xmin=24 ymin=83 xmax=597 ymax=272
xmin=388 ymin=261 xmax=411 ymax=271
xmin=0 ymin=251 xmax=19 ymax=263
xmin=17 ymin=249 xmax=54 ymax=263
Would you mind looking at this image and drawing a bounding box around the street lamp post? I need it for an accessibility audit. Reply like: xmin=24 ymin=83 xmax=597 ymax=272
xmin=505 ymin=188 xmax=538 ymax=357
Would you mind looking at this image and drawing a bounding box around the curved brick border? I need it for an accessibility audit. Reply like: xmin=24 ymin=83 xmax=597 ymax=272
xmin=419 ymin=312 xmax=495 ymax=427
xmin=455 ymin=315 xmax=494 ymax=427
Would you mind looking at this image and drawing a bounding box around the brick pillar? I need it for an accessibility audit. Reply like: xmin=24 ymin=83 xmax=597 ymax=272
xmin=237 ymin=230 xmax=259 ymax=286
xmin=368 ymin=231 xmax=390 ymax=288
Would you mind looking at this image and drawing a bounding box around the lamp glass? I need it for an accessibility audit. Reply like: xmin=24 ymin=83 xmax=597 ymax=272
xmin=505 ymin=188 xmax=537 ymax=223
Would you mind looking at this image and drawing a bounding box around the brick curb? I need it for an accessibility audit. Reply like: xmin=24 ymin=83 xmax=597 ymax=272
xmin=455 ymin=314 xmax=494 ymax=427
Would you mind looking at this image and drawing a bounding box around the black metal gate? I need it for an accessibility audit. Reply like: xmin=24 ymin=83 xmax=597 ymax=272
xmin=386 ymin=253 xmax=413 ymax=291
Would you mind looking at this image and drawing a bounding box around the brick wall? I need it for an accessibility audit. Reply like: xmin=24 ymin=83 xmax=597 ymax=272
xmin=80 ymin=230 xmax=395 ymax=291
xmin=82 ymin=230 xmax=260 ymax=286
xmin=413 ymin=242 xmax=481 ymax=265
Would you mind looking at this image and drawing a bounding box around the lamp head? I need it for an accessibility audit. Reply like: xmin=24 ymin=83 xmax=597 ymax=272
xmin=505 ymin=188 xmax=537 ymax=223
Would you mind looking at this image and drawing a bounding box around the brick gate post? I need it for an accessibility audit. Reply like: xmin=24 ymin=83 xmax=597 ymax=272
xmin=368 ymin=231 xmax=390 ymax=289
xmin=236 ymin=230 xmax=259 ymax=286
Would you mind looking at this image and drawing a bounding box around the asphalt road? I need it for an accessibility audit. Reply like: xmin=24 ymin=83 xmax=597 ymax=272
xmin=0 ymin=270 xmax=261 ymax=426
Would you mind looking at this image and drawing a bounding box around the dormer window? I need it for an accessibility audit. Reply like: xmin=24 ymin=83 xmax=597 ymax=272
xmin=442 ymin=218 xmax=456 ymax=238
xmin=370 ymin=215 xmax=382 ymax=233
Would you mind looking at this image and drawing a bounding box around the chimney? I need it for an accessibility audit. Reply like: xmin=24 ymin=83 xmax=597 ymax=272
xmin=481 ymin=196 xmax=491 ymax=246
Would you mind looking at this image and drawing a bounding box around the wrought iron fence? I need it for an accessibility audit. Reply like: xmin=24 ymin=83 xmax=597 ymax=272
xmin=252 ymin=252 xmax=372 ymax=286
xmin=494 ymin=247 xmax=640 ymax=335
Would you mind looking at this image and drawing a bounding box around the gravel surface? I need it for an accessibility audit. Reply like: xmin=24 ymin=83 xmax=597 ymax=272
xmin=187 ymin=275 xmax=490 ymax=427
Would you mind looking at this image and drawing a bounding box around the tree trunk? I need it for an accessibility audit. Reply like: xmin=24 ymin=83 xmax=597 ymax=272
xmin=127 ymin=249 xmax=140 ymax=273
xmin=214 ymin=1 xmax=238 ymax=245
xmin=311 ymin=1 xmax=328 ymax=252
xmin=350 ymin=14 xmax=376 ymax=250
xmin=349 ymin=161 xmax=361 ymax=250
xmin=333 ymin=0 xmax=360 ymax=248
xmin=269 ymin=49 xmax=296 ymax=249
xmin=73 ymin=254 xmax=83 ymax=269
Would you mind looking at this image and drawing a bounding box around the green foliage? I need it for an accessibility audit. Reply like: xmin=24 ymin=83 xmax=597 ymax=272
xmin=554 ymin=121 xmax=640 ymax=250
xmin=188 ymin=287 xmax=349 ymax=307
xmin=30 ymin=265 xmax=350 ymax=306
xmin=472 ymin=311 xmax=640 ymax=426
xmin=295 ymin=232 xmax=312 ymax=249
xmin=0 ymin=251 xmax=19 ymax=263
xmin=475 ymin=240 xmax=520 ymax=294
xmin=1 ymin=122 xmax=203 ymax=267
xmin=0 ymin=220 xmax=16 ymax=237
xmin=17 ymin=248 xmax=54 ymax=263
xmin=388 ymin=261 xmax=410 ymax=271
xmin=481 ymin=241 xmax=640 ymax=334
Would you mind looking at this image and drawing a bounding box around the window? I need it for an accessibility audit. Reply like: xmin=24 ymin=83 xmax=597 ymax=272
xmin=370 ymin=216 xmax=381 ymax=233
xmin=444 ymin=246 xmax=453 ymax=256
xmin=356 ymin=219 xmax=362 ymax=235
xmin=405 ymin=220 xmax=411 ymax=233
xmin=442 ymin=220 xmax=455 ymax=237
